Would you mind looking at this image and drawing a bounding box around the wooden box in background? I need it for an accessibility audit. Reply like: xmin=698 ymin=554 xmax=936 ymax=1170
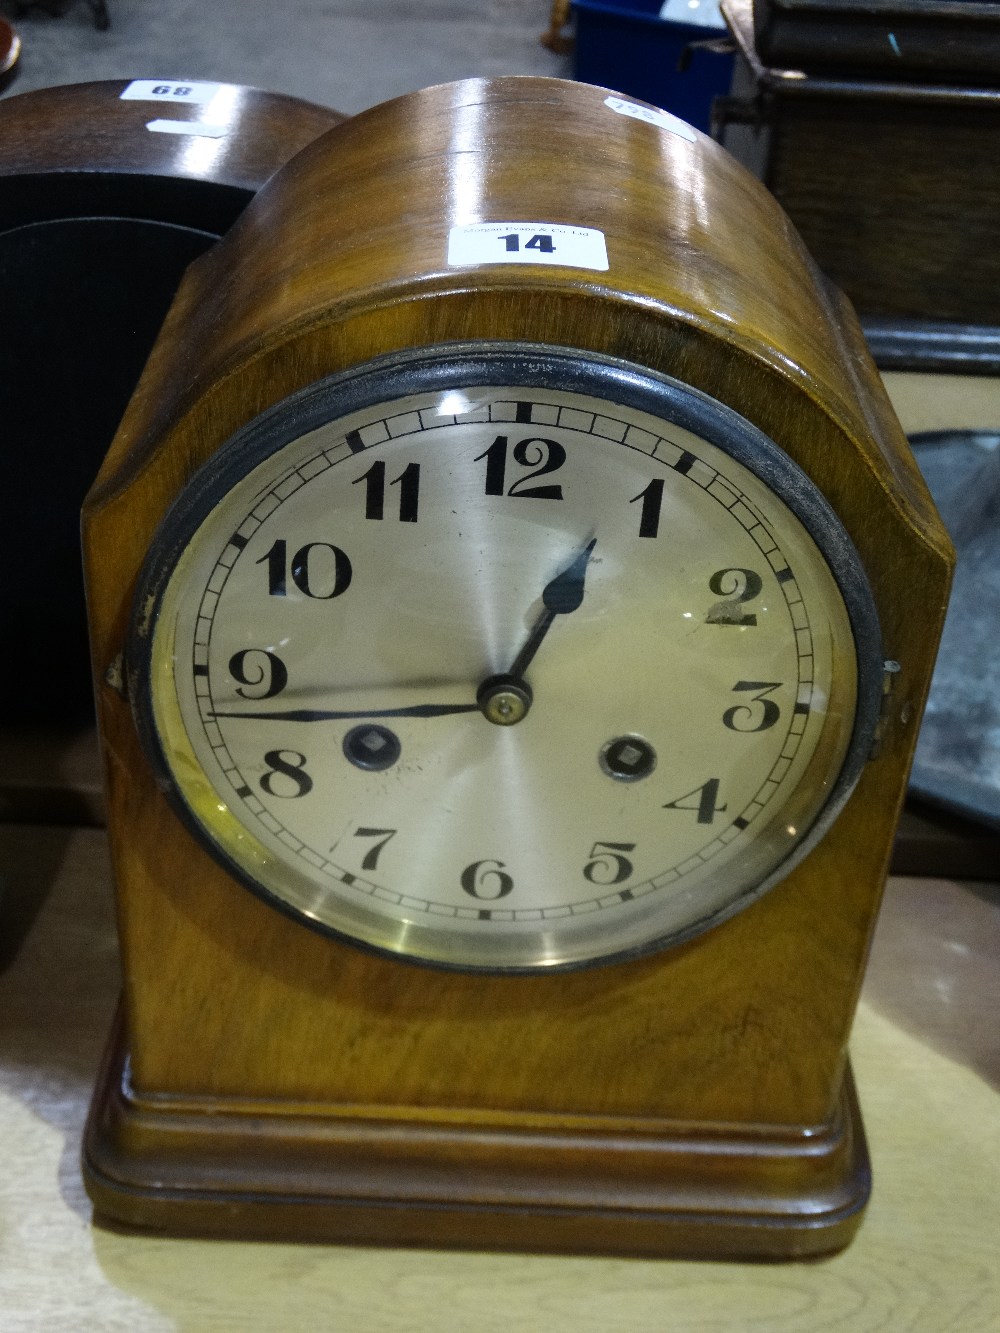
xmin=752 ymin=0 xmax=1000 ymax=83
xmin=721 ymin=0 xmax=1000 ymax=372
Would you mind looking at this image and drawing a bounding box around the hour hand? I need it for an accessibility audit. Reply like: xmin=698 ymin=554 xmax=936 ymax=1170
xmin=507 ymin=536 xmax=596 ymax=680
xmin=541 ymin=535 xmax=597 ymax=614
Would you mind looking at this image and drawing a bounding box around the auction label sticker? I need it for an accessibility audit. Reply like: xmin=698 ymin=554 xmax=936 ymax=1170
xmin=146 ymin=119 xmax=228 ymax=138
xmin=447 ymin=222 xmax=608 ymax=272
xmin=603 ymin=95 xmax=696 ymax=143
xmin=121 ymin=80 xmax=224 ymax=106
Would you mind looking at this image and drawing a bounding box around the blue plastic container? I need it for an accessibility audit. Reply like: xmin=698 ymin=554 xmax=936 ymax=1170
xmin=572 ymin=0 xmax=735 ymax=134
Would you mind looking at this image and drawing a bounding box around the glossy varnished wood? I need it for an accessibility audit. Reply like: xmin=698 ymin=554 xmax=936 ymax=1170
xmin=3 ymin=825 xmax=998 ymax=1324
xmin=85 ymin=1018 xmax=870 ymax=1256
xmin=0 ymin=79 xmax=343 ymax=230
xmin=81 ymin=77 xmax=953 ymax=1255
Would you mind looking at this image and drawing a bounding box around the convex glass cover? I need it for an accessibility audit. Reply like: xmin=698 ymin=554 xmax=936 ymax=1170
xmin=132 ymin=348 xmax=882 ymax=970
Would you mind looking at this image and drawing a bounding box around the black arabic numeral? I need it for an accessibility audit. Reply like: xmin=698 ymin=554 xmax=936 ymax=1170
xmin=583 ymin=841 xmax=636 ymax=885
xmin=353 ymin=826 xmax=397 ymax=871
xmin=706 ymin=567 xmax=763 ymax=626
xmin=723 ymin=681 xmax=782 ymax=733
xmin=663 ymin=778 xmax=727 ymax=825
xmin=259 ymin=750 xmax=313 ymax=798
xmin=391 ymin=462 xmax=421 ymax=522
xmin=499 ymin=232 xmax=554 ymax=253
xmin=353 ymin=460 xmax=420 ymax=522
xmin=509 ymin=437 xmax=565 ymax=499
xmin=460 ymin=859 xmax=514 ymax=900
xmin=474 ymin=434 xmax=565 ymax=500
xmin=258 ymin=538 xmax=287 ymax=596
xmin=291 ymin=542 xmax=353 ymax=598
xmin=258 ymin=539 xmax=353 ymax=599
xmin=355 ymin=460 xmax=386 ymax=519
xmin=229 ymin=648 xmax=288 ymax=699
xmin=476 ymin=434 xmax=508 ymax=495
xmin=630 ymin=478 xmax=664 ymax=538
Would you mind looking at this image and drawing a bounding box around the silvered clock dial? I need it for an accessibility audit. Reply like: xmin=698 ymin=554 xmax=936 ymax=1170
xmin=132 ymin=345 xmax=882 ymax=970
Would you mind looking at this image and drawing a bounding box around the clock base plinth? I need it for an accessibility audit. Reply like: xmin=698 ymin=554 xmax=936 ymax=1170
xmin=83 ymin=1010 xmax=870 ymax=1259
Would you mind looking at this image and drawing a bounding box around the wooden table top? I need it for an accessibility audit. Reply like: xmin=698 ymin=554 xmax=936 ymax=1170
xmin=0 ymin=821 xmax=997 ymax=1330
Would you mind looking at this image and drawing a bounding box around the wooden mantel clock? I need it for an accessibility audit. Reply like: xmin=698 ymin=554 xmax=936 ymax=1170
xmin=82 ymin=77 xmax=952 ymax=1258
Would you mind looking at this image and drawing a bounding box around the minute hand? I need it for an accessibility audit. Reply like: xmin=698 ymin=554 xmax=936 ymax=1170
xmin=507 ymin=536 xmax=597 ymax=681
xmin=209 ymin=703 xmax=481 ymax=721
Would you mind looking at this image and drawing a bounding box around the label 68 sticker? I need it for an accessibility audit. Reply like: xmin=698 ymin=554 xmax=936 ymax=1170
xmin=121 ymin=80 xmax=223 ymax=106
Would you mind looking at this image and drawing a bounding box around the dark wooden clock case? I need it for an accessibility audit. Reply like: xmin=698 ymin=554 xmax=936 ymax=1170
xmin=0 ymin=80 xmax=343 ymax=727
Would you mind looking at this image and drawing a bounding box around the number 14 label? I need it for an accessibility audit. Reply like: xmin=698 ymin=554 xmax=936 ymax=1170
xmin=448 ymin=222 xmax=609 ymax=272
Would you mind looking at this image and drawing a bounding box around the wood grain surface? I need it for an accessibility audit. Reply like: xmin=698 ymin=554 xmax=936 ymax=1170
xmin=80 ymin=76 xmax=953 ymax=1253
xmin=767 ymin=93 xmax=1000 ymax=323
xmin=0 ymin=78 xmax=343 ymax=224
xmin=0 ymin=824 xmax=996 ymax=1329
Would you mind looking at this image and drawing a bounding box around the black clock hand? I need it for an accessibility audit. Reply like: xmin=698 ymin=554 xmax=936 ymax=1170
xmin=507 ymin=536 xmax=597 ymax=681
xmin=213 ymin=539 xmax=597 ymax=728
xmin=210 ymin=703 xmax=481 ymax=721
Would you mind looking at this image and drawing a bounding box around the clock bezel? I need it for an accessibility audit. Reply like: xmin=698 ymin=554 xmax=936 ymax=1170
xmin=128 ymin=342 xmax=885 ymax=972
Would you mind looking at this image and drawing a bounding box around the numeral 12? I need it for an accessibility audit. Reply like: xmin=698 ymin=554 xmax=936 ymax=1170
xmin=475 ymin=435 xmax=565 ymax=499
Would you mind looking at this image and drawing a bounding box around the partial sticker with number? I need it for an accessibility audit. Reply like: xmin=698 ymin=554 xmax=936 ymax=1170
xmin=603 ymin=96 xmax=696 ymax=143
xmin=121 ymin=79 xmax=224 ymax=106
xmin=659 ymin=0 xmax=724 ymax=29
xmin=146 ymin=119 xmax=228 ymax=138
xmin=447 ymin=223 xmax=608 ymax=272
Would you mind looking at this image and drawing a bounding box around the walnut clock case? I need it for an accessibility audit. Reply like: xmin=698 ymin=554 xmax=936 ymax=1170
xmin=82 ymin=77 xmax=952 ymax=1258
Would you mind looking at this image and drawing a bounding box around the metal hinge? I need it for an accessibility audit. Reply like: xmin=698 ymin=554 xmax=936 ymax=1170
xmin=104 ymin=651 xmax=128 ymax=701
xmin=869 ymin=660 xmax=902 ymax=760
